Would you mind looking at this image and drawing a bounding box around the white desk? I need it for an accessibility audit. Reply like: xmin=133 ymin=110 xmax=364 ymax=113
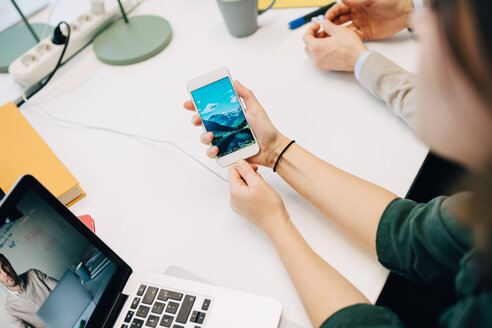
xmin=0 ymin=1 xmax=428 ymax=327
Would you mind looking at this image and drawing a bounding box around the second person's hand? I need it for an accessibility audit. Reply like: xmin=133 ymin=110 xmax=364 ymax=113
xmin=184 ymin=80 xmax=291 ymax=168
xmin=325 ymin=0 xmax=415 ymax=40
xmin=303 ymin=20 xmax=368 ymax=72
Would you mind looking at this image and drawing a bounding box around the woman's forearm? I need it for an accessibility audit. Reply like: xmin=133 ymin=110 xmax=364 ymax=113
xmin=268 ymin=216 xmax=369 ymax=327
xmin=274 ymin=140 xmax=397 ymax=255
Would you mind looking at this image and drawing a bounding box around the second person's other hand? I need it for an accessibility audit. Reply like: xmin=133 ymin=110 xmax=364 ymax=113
xmin=303 ymin=19 xmax=368 ymax=72
xmin=325 ymin=0 xmax=415 ymax=40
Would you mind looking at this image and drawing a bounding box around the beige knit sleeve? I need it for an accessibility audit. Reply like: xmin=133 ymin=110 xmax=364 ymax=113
xmin=358 ymin=51 xmax=417 ymax=127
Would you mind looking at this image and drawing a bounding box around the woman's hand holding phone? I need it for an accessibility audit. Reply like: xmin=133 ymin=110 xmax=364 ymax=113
xmin=183 ymin=80 xmax=291 ymax=168
xmin=184 ymin=80 xmax=291 ymax=235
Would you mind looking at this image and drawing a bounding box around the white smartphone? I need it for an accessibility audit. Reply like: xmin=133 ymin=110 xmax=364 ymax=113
xmin=187 ymin=67 xmax=260 ymax=167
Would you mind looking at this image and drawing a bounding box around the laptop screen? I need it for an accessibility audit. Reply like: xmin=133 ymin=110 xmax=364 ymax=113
xmin=0 ymin=176 xmax=132 ymax=328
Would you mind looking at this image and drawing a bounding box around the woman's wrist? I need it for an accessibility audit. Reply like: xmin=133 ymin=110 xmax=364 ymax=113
xmin=264 ymin=210 xmax=292 ymax=241
xmin=266 ymin=134 xmax=292 ymax=168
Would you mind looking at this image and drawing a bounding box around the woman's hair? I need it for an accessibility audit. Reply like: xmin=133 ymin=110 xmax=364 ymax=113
xmin=0 ymin=253 xmax=19 ymax=284
xmin=430 ymin=0 xmax=492 ymax=289
xmin=431 ymin=0 xmax=492 ymax=105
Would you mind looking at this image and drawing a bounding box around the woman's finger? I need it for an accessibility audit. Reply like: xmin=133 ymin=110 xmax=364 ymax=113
xmin=191 ymin=114 xmax=202 ymax=126
xmin=200 ymin=132 xmax=214 ymax=144
xmin=183 ymin=100 xmax=196 ymax=111
xmin=249 ymin=163 xmax=259 ymax=172
xmin=236 ymin=160 xmax=262 ymax=186
xmin=206 ymin=146 xmax=219 ymax=158
xmin=233 ymin=80 xmax=260 ymax=110
xmin=228 ymin=166 xmax=247 ymax=190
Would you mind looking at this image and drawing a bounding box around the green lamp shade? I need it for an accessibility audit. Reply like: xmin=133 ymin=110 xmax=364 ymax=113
xmin=0 ymin=23 xmax=54 ymax=73
xmin=93 ymin=15 xmax=172 ymax=66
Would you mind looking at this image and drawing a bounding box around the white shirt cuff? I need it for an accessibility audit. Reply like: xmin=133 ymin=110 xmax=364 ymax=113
xmin=413 ymin=0 xmax=424 ymax=10
xmin=354 ymin=50 xmax=374 ymax=81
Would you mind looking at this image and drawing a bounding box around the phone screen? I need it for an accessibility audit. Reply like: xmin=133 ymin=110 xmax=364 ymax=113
xmin=191 ymin=77 xmax=256 ymax=158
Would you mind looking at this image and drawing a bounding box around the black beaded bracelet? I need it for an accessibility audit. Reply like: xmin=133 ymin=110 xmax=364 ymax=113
xmin=273 ymin=140 xmax=295 ymax=172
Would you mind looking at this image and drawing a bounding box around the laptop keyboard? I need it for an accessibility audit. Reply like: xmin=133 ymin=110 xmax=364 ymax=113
xmin=121 ymin=284 xmax=212 ymax=328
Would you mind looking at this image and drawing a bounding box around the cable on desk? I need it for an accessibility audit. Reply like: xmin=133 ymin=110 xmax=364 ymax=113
xmin=30 ymin=103 xmax=228 ymax=184
xmin=40 ymin=0 xmax=64 ymax=40
xmin=75 ymin=93 xmax=196 ymax=143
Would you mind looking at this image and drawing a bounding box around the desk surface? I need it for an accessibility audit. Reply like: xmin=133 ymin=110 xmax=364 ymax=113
xmin=0 ymin=1 xmax=428 ymax=326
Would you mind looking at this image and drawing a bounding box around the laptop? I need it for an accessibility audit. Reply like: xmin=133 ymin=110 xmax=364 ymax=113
xmin=0 ymin=175 xmax=282 ymax=328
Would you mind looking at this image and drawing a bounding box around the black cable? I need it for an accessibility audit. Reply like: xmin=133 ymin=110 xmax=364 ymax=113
xmin=14 ymin=21 xmax=71 ymax=108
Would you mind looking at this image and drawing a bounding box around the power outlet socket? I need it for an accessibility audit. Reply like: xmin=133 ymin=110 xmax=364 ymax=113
xmin=9 ymin=0 xmax=144 ymax=88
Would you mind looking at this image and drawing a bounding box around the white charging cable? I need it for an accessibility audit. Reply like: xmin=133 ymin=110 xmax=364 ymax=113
xmin=40 ymin=0 xmax=63 ymax=40
xmin=29 ymin=102 xmax=228 ymax=183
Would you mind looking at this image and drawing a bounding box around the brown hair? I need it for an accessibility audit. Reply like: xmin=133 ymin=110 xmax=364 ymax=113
xmin=431 ymin=0 xmax=492 ymax=105
xmin=0 ymin=253 xmax=19 ymax=284
xmin=431 ymin=0 xmax=492 ymax=288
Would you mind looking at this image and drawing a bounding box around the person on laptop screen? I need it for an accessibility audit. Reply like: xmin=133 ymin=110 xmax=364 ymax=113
xmin=0 ymin=186 xmax=119 ymax=328
xmin=0 ymin=254 xmax=58 ymax=328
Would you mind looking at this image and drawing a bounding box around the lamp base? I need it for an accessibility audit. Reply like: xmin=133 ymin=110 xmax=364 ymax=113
xmin=0 ymin=23 xmax=53 ymax=73
xmin=93 ymin=15 xmax=172 ymax=66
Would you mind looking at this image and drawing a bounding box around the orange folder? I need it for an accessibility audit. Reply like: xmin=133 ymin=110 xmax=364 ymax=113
xmin=0 ymin=102 xmax=85 ymax=206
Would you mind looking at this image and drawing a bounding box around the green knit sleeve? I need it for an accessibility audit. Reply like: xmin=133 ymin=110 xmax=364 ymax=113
xmin=376 ymin=195 xmax=473 ymax=284
xmin=320 ymin=304 xmax=404 ymax=328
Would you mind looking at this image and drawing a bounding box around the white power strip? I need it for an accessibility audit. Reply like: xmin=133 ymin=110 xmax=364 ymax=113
xmin=9 ymin=0 xmax=144 ymax=88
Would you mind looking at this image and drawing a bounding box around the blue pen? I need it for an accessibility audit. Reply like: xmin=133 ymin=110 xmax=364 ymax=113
xmin=288 ymin=2 xmax=336 ymax=30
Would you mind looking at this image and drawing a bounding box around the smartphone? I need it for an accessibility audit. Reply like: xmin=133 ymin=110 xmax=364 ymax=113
xmin=187 ymin=67 xmax=260 ymax=167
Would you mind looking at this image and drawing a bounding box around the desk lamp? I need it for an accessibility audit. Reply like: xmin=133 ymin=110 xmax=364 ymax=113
xmin=0 ymin=0 xmax=53 ymax=72
xmin=93 ymin=0 xmax=172 ymax=65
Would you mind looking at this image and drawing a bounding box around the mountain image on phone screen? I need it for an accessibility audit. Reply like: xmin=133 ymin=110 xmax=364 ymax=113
xmin=192 ymin=77 xmax=256 ymax=158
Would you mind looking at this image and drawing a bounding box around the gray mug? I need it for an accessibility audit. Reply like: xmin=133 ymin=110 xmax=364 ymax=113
xmin=216 ymin=0 xmax=277 ymax=38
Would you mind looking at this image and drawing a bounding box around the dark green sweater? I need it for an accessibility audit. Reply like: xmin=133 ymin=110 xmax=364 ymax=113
xmin=321 ymin=195 xmax=492 ymax=327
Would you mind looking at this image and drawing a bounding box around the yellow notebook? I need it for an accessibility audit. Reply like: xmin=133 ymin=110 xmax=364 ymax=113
xmin=0 ymin=102 xmax=85 ymax=206
xmin=259 ymin=0 xmax=333 ymax=9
